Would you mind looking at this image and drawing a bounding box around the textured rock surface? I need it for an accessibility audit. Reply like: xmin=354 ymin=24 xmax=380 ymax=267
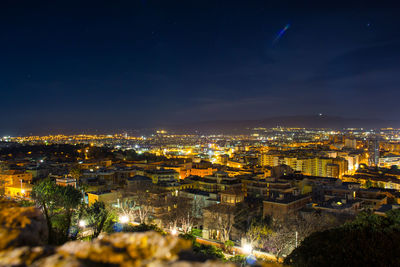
xmin=11 ymin=232 xmax=232 ymax=267
xmin=0 ymin=199 xmax=48 ymax=250
xmin=30 ymin=232 xmax=222 ymax=267
xmin=51 ymin=232 xmax=193 ymax=267
xmin=1 ymin=199 xmax=281 ymax=266
xmin=0 ymin=198 xmax=234 ymax=266
xmin=0 ymin=246 xmax=54 ymax=266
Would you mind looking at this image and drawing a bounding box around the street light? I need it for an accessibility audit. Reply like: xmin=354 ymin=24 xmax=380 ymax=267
xmin=242 ymin=243 xmax=252 ymax=254
xmin=79 ymin=220 xmax=86 ymax=228
xmin=171 ymin=228 xmax=178 ymax=236
xmin=119 ymin=215 xmax=129 ymax=224
xmin=20 ymin=179 xmax=24 ymax=196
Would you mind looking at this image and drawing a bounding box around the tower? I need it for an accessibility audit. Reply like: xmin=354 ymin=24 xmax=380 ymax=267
xmin=368 ymin=136 xmax=380 ymax=167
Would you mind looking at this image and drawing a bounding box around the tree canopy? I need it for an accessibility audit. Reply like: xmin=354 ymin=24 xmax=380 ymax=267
xmin=285 ymin=210 xmax=400 ymax=267
xmin=32 ymin=179 xmax=83 ymax=244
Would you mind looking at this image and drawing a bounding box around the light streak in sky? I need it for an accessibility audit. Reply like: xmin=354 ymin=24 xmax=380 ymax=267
xmin=273 ymin=24 xmax=290 ymax=45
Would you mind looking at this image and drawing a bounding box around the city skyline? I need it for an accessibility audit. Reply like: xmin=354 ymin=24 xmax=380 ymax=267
xmin=1 ymin=114 xmax=400 ymax=136
xmin=2 ymin=1 xmax=400 ymax=134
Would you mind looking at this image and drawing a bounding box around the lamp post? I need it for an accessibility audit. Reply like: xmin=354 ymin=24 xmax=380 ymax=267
xmin=20 ymin=179 xmax=24 ymax=197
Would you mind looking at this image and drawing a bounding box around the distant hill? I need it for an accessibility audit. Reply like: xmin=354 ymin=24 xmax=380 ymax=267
xmin=161 ymin=115 xmax=399 ymax=134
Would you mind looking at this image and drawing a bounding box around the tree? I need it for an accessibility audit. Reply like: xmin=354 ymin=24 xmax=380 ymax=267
xmin=161 ymin=193 xmax=196 ymax=233
xmin=32 ymin=179 xmax=83 ymax=244
xmin=82 ymin=201 xmax=109 ymax=238
xmin=124 ymin=223 xmax=166 ymax=235
xmin=233 ymin=201 xmax=254 ymax=236
xmin=0 ymin=178 xmax=6 ymax=196
xmin=224 ymin=240 xmax=235 ymax=253
xmin=264 ymin=212 xmax=340 ymax=260
xmin=31 ymin=179 xmax=58 ymax=243
xmin=121 ymin=194 xmax=153 ymax=225
xmin=191 ymin=196 xmax=206 ymax=218
xmin=57 ymin=184 xmax=82 ymax=241
xmin=69 ymin=166 xmax=82 ymax=182
xmin=285 ymin=210 xmax=400 ymax=266
xmin=205 ymin=204 xmax=235 ymax=243
xmin=244 ymin=218 xmax=273 ymax=250
xmin=0 ymin=162 xmax=8 ymax=175
xmin=120 ymin=182 xmax=159 ymax=224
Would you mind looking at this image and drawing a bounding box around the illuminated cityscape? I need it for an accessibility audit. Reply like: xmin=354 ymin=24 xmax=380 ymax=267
xmin=2 ymin=127 xmax=400 ymax=265
xmin=1 ymin=1 xmax=400 ymax=266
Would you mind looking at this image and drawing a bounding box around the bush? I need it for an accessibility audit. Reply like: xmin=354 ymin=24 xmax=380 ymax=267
xmin=192 ymin=242 xmax=225 ymax=260
xmin=191 ymin=228 xmax=202 ymax=237
xmin=19 ymin=200 xmax=35 ymax=207
xmin=228 ymin=255 xmax=247 ymax=264
xmin=179 ymin=233 xmax=196 ymax=242
xmin=224 ymin=240 xmax=235 ymax=253
xmin=123 ymin=223 xmax=166 ymax=235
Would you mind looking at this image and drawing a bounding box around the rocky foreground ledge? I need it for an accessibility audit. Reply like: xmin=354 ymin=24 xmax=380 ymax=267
xmin=0 ymin=231 xmax=235 ymax=267
xmin=0 ymin=199 xmax=234 ymax=267
xmin=0 ymin=198 xmax=284 ymax=267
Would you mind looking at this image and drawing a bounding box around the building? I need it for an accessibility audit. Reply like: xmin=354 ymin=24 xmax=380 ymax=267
xmin=344 ymin=138 xmax=357 ymax=149
xmin=202 ymin=203 xmax=236 ymax=241
xmin=188 ymin=171 xmax=241 ymax=193
xmin=378 ymin=154 xmax=400 ymax=168
xmin=341 ymin=166 xmax=400 ymax=190
xmin=369 ymin=138 xmax=380 ymax=166
xmin=316 ymin=182 xmax=388 ymax=210
xmin=374 ymin=204 xmax=400 ymax=216
xmin=145 ymin=169 xmax=179 ymax=184
xmin=241 ymin=176 xmax=296 ymax=198
xmin=126 ymin=175 xmax=153 ymax=190
xmin=87 ymin=190 xmax=122 ymax=206
xmin=180 ymin=189 xmax=218 ymax=219
xmin=262 ymin=193 xmax=312 ymax=218
xmin=5 ymin=183 xmax=32 ymax=199
xmin=190 ymin=167 xmax=217 ymax=177
xmin=0 ymin=170 xmax=32 ymax=187
xmin=56 ymin=177 xmax=77 ymax=188
xmin=260 ymin=152 xmax=348 ymax=178
xmin=219 ymin=187 xmax=245 ymax=205
xmin=313 ymin=197 xmax=362 ymax=214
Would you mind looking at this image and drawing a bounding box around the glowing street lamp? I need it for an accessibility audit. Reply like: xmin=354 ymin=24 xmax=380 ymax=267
xmin=171 ymin=228 xmax=178 ymax=236
xmin=79 ymin=220 xmax=86 ymax=228
xmin=119 ymin=215 xmax=129 ymax=224
xmin=242 ymin=243 xmax=252 ymax=254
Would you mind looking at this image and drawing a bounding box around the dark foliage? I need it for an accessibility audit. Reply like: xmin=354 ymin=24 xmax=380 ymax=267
xmin=285 ymin=210 xmax=400 ymax=267
xmin=179 ymin=233 xmax=225 ymax=260
xmin=123 ymin=223 xmax=166 ymax=234
xmin=31 ymin=179 xmax=82 ymax=244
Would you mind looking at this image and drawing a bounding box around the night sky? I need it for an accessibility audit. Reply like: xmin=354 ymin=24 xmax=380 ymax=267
xmin=1 ymin=1 xmax=400 ymax=135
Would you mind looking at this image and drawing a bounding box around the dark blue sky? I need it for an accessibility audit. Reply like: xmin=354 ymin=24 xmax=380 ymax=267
xmin=1 ymin=1 xmax=400 ymax=134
